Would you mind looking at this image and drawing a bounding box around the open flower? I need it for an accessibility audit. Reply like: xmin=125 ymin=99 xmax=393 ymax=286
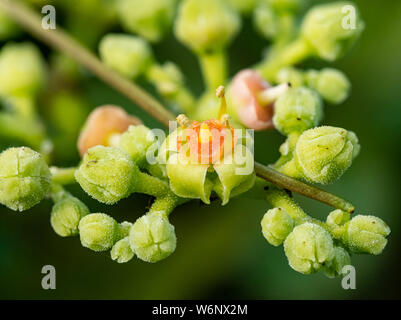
xmin=159 ymin=86 xmax=255 ymax=205
xmin=229 ymin=69 xmax=290 ymax=130
xmin=77 ymin=105 xmax=141 ymax=156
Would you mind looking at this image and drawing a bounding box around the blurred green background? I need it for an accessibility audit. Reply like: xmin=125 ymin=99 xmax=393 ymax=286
xmin=1 ymin=0 xmax=400 ymax=299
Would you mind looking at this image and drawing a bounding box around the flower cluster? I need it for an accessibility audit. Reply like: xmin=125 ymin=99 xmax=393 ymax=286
xmin=0 ymin=0 xmax=391 ymax=279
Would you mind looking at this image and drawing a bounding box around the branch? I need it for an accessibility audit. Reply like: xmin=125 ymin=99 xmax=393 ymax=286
xmin=0 ymin=0 xmax=355 ymax=213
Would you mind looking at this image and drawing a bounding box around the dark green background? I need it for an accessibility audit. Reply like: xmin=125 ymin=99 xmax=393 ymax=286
xmin=0 ymin=0 xmax=400 ymax=299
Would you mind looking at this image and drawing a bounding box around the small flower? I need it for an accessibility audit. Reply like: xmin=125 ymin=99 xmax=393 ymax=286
xmin=261 ymin=207 xmax=294 ymax=246
xmin=342 ymin=215 xmax=390 ymax=255
xmin=118 ymin=221 xmax=133 ymax=239
xmin=273 ymin=87 xmax=323 ymax=136
xmin=174 ymin=0 xmax=240 ymax=53
xmin=301 ymin=2 xmax=364 ymax=61
xmin=78 ymin=213 xmax=120 ymax=252
xmin=99 ymin=34 xmax=153 ymax=79
xmin=77 ymin=105 xmax=142 ymax=156
xmin=111 ymin=237 xmax=135 ymax=263
xmin=75 ymin=146 xmax=134 ymax=204
xmin=159 ymin=87 xmax=255 ymax=205
xmin=253 ymin=1 xmax=278 ymax=39
xmin=116 ymin=0 xmax=177 ymax=42
xmin=0 ymin=42 xmax=46 ymax=97
xmin=118 ymin=125 xmax=156 ymax=163
xmin=0 ymin=147 xmax=51 ymax=211
xmin=229 ymin=69 xmax=290 ymax=130
xmin=129 ymin=212 xmax=176 ymax=263
xmin=284 ymin=222 xmax=334 ymax=274
xmin=50 ymin=195 xmax=89 ymax=237
xmin=323 ymin=246 xmax=351 ymax=278
xmin=294 ymin=126 xmax=360 ymax=184
xmin=305 ymin=68 xmax=351 ymax=104
xmin=326 ymin=209 xmax=350 ymax=228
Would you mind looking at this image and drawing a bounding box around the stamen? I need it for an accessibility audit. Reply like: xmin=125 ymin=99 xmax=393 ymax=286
xmin=216 ymin=85 xmax=227 ymax=120
xmin=177 ymin=114 xmax=191 ymax=128
xmin=220 ymin=114 xmax=231 ymax=127
xmin=258 ymin=82 xmax=290 ymax=106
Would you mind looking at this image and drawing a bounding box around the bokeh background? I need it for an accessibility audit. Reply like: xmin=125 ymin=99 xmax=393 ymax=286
xmin=0 ymin=0 xmax=400 ymax=299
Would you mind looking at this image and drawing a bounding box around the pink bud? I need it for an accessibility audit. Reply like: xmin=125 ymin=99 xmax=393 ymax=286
xmin=230 ymin=69 xmax=274 ymax=131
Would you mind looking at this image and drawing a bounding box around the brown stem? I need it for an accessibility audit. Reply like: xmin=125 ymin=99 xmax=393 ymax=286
xmin=0 ymin=0 xmax=355 ymax=212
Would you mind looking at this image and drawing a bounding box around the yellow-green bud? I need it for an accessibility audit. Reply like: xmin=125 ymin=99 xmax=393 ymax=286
xmin=0 ymin=42 xmax=46 ymax=97
xmin=326 ymin=209 xmax=350 ymax=228
xmin=0 ymin=147 xmax=51 ymax=211
xmin=129 ymin=212 xmax=176 ymax=263
xmin=261 ymin=207 xmax=294 ymax=246
xmin=306 ymin=68 xmax=351 ymax=104
xmin=301 ymin=2 xmax=364 ymax=61
xmin=111 ymin=237 xmax=135 ymax=263
xmin=253 ymin=1 xmax=278 ymax=40
xmin=118 ymin=125 xmax=156 ymax=163
xmin=175 ymin=0 xmax=241 ymax=53
xmin=50 ymin=196 xmax=89 ymax=237
xmin=78 ymin=213 xmax=120 ymax=252
xmin=294 ymin=126 xmax=360 ymax=184
xmin=99 ymin=34 xmax=153 ymax=79
xmin=117 ymin=0 xmax=177 ymax=42
xmin=276 ymin=67 xmax=305 ymax=88
xmin=324 ymin=246 xmax=351 ymax=278
xmin=75 ymin=146 xmax=134 ymax=204
xmin=273 ymin=87 xmax=323 ymax=136
xmin=342 ymin=215 xmax=390 ymax=255
xmin=284 ymin=222 xmax=334 ymax=274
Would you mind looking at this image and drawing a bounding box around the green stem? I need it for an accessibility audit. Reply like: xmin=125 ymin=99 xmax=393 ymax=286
xmin=255 ymin=162 xmax=354 ymax=213
xmin=50 ymin=183 xmax=69 ymax=203
xmin=265 ymin=184 xmax=339 ymax=236
xmin=256 ymin=38 xmax=311 ymax=81
xmin=198 ymin=50 xmax=227 ymax=91
xmin=148 ymin=192 xmax=188 ymax=217
xmin=1 ymin=0 xmax=355 ymax=212
xmin=50 ymin=166 xmax=77 ymax=185
xmin=132 ymin=167 xmax=170 ymax=198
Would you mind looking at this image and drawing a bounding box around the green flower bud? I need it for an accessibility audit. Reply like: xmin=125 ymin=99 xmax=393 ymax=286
xmin=273 ymin=87 xmax=323 ymax=136
xmin=0 ymin=147 xmax=51 ymax=211
xmin=284 ymin=222 xmax=334 ymax=274
xmin=117 ymin=0 xmax=177 ymax=42
xmin=306 ymin=68 xmax=351 ymax=104
xmin=301 ymin=2 xmax=364 ymax=61
xmin=175 ymin=0 xmax=241 ymax=53
xmin=78 ymin=213 xmax=120 ymax=252
xmin=342 ymin=215 xmax=390 ymax=255
xmin=261 ymin=207 xmax=294 ymax=246
xmin=276 ymin=67 xmax=305 ymax=88
xmin=99 ymin=34 xmax=153 ymax=79
xmin=0 ymin=42 xmax=46 ymax=97
xmin=111 ymin=237 xmax=135 ymax=263
xmin=129 ymin=212 xmax=176 ymax=263
xmin=75 ymin=146 xmax=134 ymax=204
xmin=50 ymin=196 xmax=90 ymax=237
xmin=326 ymin=209 xmax=350 ymax=228
xmin=118 ymin=125 xmax=156 ymax=163
xmin=253 ymin=1 xmax=278 ymax=40
xmin=294 ymin=126 xmax=360 ymax=184
xmin=324 ymin=246 xmax=351 ymax=278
